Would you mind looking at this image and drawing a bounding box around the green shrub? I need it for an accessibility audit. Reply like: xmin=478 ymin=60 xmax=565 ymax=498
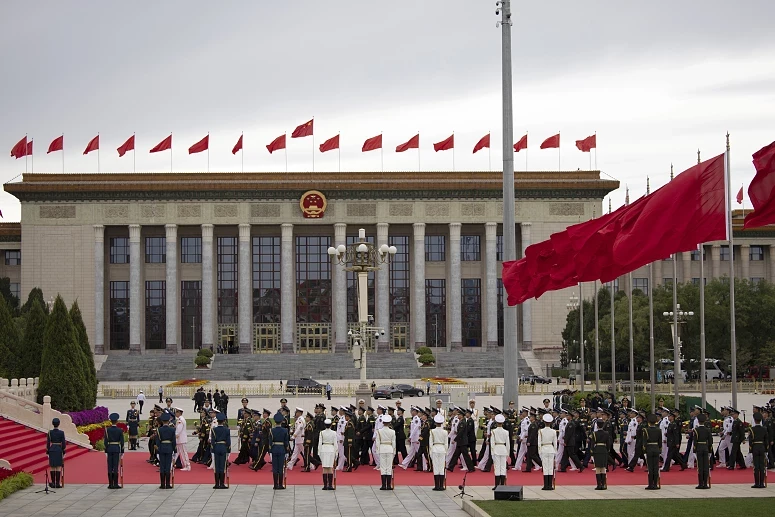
xmin=0 ymin=472 xmax=34 ymax=501
xmin=93 ymin=440 xmax=105 ymax=452
xmin=418 ymin=353 xmax=435 ymax=365
xmin=16 ymin=299 xmax=46 ymax=379
xmin=194 ymin=355 xmax=211 ymax=367
xmin=0 ymin=296 xmax=20 ymax=378
xmin=198 ymin=348 xmax=214 ymax=358
xmin=415 ymin=346 xmax=432 ymax=356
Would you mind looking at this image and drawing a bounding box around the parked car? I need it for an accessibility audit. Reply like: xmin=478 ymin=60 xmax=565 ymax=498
xmin=374 ymin=384 xmax=426 ymax=399
xmin=285 ymin=378 xmax=324 ymax=394
xmin=527 ymin=375 xmax=552 ymax=384
xmin=394 ymin=384 xmax=425 ymax=397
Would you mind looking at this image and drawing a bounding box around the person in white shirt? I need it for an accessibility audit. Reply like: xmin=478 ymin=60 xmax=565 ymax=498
xmin=435 ymin=399 xmax=446 ymax=420
xmin=718 ymin=407 xmax=733 ymax=467
xmin=376 ymin=414 xmax=397 ymax=490
xmin=430 ymin=414 xmax=449 ymax=491
xmin=555 ymin=412 xmax=568 ymax=470
xmin=477 ymin=410 xmax=494 ymax=471
xmin=490 ymin=414 xmax=511 ymax=489
xmin=372 ymin=406 xmax=385 ymax=469
xmin=512 ymin=408 xmax=530 ymax=470
xmin=174 ymin=408 xmax=190 ymax=471
xmin=446 ymin=408 xmax=459 ymax=468
xmin=318 ymin=418 xmax=338 ymax=490
xmin=137 ymin=390 xmax=146 ymax=415
xmin=625 ymin=408 xmax=640 ymax=468
xmin=659 ymin=408 xmax=670 ymax=463
xmin=336 ymin=406 xmax=347 ymax=470
xmin=400 ymin=407 xmax=421 ymax=469
xmin=469 ymin=399 xmax=479 ymax=420
xmin=538 ymin=413 xmax=558 ymax=490
xmin=287 ymin=408 xmax=306 ymax=471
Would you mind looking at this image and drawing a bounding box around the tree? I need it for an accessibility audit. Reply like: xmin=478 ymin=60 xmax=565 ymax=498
xmin=0 ymin=277 xmax=19 ymax=316
xmin=37 ymin=296 xmax=89 ymax=411
xmin=21 ymin=287 xmax=48 ymax=315
xmin=0 ymin=296 xmax=20 ymax=378
xmin=70 ymin=300 xmax=97 ymax=407
xmin=15 ymin=299 xmax=46 ymax=379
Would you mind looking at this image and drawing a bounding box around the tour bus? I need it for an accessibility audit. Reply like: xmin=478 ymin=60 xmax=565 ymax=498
xmin=660 ymin=358 xmax=729 ymax=382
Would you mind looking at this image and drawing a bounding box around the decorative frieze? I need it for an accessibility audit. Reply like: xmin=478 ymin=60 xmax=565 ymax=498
xmin=214 ymin=204 xmax=238 ymax=218
xmin=389 ymin=203 xmax=413 ymax=217
xmin=346 ymin=203 xmax=376 ymax=217
xmin=39 ymin=205 xmax=75 ymax=219
xmin=140 ymin=205 xmax=166 ymax=218
xmin=425 ymin=203 xmax=450 ymax=217
xmin=104 ymin=205 xmax=129 ymax=219
xmin=251 ymin=204 xmax=281 ymax=218
xmin=177 ymin=204 xmax=202 ymax=218
xmin=548 ymin=202 xmax=584 ymax=216
xmin=461 ymin=202 xmax=485 ymax=217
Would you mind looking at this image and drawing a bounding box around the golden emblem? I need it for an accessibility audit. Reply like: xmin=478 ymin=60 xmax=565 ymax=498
xmin=300 ymin=190 xmax=327 ymax=219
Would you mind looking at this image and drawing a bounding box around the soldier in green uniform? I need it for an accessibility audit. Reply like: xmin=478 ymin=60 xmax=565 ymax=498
xmin=643 ymin=413 xmax=662 ymax=490
xmin=251 ymin=409 xmax=272 ymax=470
xmin=344 ymin=410 xmax=358 ymax=471
xmin=728 ymin=408 xmax=747 ymax=469
xmin=692 ymin=413 xmax=712 ymax=489
xmin=749 ymin=412 xmax=769 ymax=488
xmin=126 ymin=401 xmax=140 ymax=450
xmin=234 ymin=407 xmax=255 ymax=465
xmin=303 ymin=412 xmax=320 ymax=471
xmin=662 ymin=410 xmax=686 ymax=471
xmin=589 ymin=422 xmax=609 ymax=490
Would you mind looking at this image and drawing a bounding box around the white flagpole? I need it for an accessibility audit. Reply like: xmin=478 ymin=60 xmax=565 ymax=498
xmin=338 ymin=132 xmax=341 ymax=173
xmin=610 ymin=198 xmax=616 ymax=392
xmin=594 ymin=131 xmax=598 ymax=169
xmin=726 ymin=133 xmax=738 ymax=408
xmin=525 ymin=131 xmax=528 ymax=171
xmin=25 ymin=133 xmax=28 ymax=174
xmin=646 ymin=178 xmax=655 ymax=411
xmin=452 ymin=132 xmax=455 ymax=172
xmin=97 ymin=132 xmax=100 ymax=173
xmin=558 ymin=130 xmax=561 ymax=171
xmin=488 ymin=131 xmax=491 ymax=171
xmin=207 ymin=132 xmax=210 ymax=173
xmin=170 ymin=132 xmax=173 ymax=173
xmin=381 ymin=132 xmax=384 ymax=172
xmin=241 ymin=132 xmax=244 ymax=173
xmin=418 ymin=132 xmax=421 ymax=171
xmin=62 ymin=133 xmax=64 ymax=173
xmin=312 ymin=116 xmax=315 ymax=173
xmin=284 ymin=133 xmax=288 ymax=173
xmin=30 ymin=139 xmax=33 ymax=173
xmin=133 ymin=133 xmax=136 ymax=173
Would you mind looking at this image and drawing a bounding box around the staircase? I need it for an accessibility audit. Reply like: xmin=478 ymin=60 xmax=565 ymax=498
xmin=0 ymin=417 xmax=90 ymax=474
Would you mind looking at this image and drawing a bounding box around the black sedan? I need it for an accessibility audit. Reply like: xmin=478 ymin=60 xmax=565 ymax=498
xmin=285 ymin=378 xmax=324 ymax=394
xmin=373 ymin=384 xmax=425 ymax=400
xmin=527 ymin=375 xmax=552 ymax=384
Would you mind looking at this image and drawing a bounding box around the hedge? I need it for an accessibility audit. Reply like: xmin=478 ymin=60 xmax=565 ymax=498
xmin=0 ymin=470 xmax=34 ymax=502
xmin=194 ymin=355 xmax=211 ymax=366
xmin=197 ymin=348 xmax=214 ymax=358
xmin=418 ymin=353 xmax=435 ymax=365
xmin=415 ymin=346 xmax=433 ymax=356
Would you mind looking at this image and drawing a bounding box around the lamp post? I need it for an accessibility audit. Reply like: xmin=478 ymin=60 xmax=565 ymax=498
xmin=567 ymin=291 xmax=585 ymax=392
xmin=662 ymin=303 xmax=694 ymax=409
xmin=328 ymin=228 xmax=397 ymax=402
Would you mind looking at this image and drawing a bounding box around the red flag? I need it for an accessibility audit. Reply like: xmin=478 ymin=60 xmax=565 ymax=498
xmin=47 ymin=136 xmax=64 ymax=154
xmin=267 ymin=134 xmax=286 ymax=154
xmin=319 ymin=134 xmax=339 ymax=153
xmin=362 ymin=134 xmax=382 ymax=152
xmin=189 ymin=135 xmax=209 ymax=154
xmin=10 ymin=137 xmax=27 ymax=159
xmin=396 ymin=134 xmax=419 ymax=153
xmin=473 ymin=134 xmax=490 ymax=154
xmin=232 ymin=135 xmax=243 ymax=155
xmin=291 ymin=119 xmax=314 ymax=138
xmin=743 ymin=141 xmax=775 ymax=229
xmin=575 ymin=134 xmax=596 ymax=152
xmin=26 ymin=141 xmax=33 ymax=155
xmin=117 ymin=135 xmax=135 ymax=157
xmin=150 ymin=135 xmax=172 ymax=153
xmin=83 ymin=135 xmax=99 ymax=155
xmin=433 ymin=134 xmax=454 ymax=152
xmin=736 ymin=186 xmax=743 ymax=205
xmin=540 ymin=134 xmax=560 ymax=149
xmin=513 ymin=134 xmax=527 ymax=152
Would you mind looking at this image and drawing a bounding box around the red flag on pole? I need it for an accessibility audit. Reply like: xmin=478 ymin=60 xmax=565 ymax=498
xmin=150 ymin=135 xmax=172 ymax=153
xmin=433 ymin=134 xmax=454 ymax=152
xmin=513 ymin=134 xmax=527 ymax=152
xmin=117 ymin=135 xmax=135 ymax=157
xmin=473 ymin=134 xmax=490 ymax=154
xmin=291 ymin=119 xmax=314 ymax=138
xmin=189 ymin=135 xmax=209 ymax=154
xmin=47 ymin=136 xmax=64 ymax=154
xmin=362 ymin=135 xmax=382 ymax=152
xmin=319 ymin=134 xmax=339 ymax=153
xmin=575 ymin=134 xmax=596 ymax=152
xmin=736 ymin=186 xmax=743 ymax=205
xmin=267 ymin=134 xmax=286 ymax=154
xmin=743 ymin=140 xmax=775 ymax=229
xmin=540 ymin=134 xmax=560 ymax=149
xmin=232 ymin=135 xmax=243 ymax=155
xmin=10 ymin=137 xmax=27 ymax=158
xmin=83 ymin=135 xmax=100 ymax=155
xmin=396 ymin=134 xmax=419 ymax=153
xmin=26 ymin=140 xmax=33 ymax=156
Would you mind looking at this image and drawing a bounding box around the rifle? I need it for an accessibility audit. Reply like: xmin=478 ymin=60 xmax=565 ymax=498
xmin=226 ymin=459 xmax=231 ymax=488
xmin=333 ymin=453 xmax=337 ymax=489
xmin=119 ymin=456 xmax=124 ymax=488
xmin=61 ymin=463 xmax=65 ymax=488
xmin=283 ymin=453 xmax=289 ymax=488
xmin=171 ymin=461 xmax=175 ymax=488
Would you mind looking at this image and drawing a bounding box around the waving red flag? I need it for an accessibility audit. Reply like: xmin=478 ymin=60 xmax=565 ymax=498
xmin=433 ymin=134 xmax=454 ymax=152
xmin=10 ymin=137 xmax=27 ymax=159
xmin=575 ymin=134 xmax=596 ymax=152
xmin=736 ymin=186 xmax=743 ymax=205
xmin=189 ymin=135 xmax=209 ymax=154
xmin=232 ymin=135 xmax=243 ymax=155
xmin=83 ymin=135 xmax=99 ymax=155
xmin=362 ymin=134 xmax=382 ymax=152
xmin=319 ymin=134 xmax=339 ymax=153
xmin=47 ymin=136 xmax=64 ymax=154
xmin=473 ymin=134 xmax=490 ymax=154
xmin=117 ymin=135 xmax=135 ymax=157
xmin=26 ymin=141 xmax=33 ymax=155
xmin=396 ymin=134 xmax=419 ymax=153
xmin=267 ymin=134 xmax=286 ymax=154
xmin=292 ymin=119 xmax=314 ymax=138
xmin=540 ymin=134 xmax=560 ymax=149
xmin=513 ymin=134 xmax=527 ymax=152
xmin=150 ymin=135 xmax=172 ymax=153
xmin=743 ymin=141 xmax=775 ymax=229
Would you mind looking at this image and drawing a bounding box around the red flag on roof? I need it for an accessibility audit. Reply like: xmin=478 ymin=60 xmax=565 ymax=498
xmin=319 ymin=134 xmax=339 ymax=153
xmin=743 ymin=141 xmax=775 ymax=229
xmin=473 ymin=134 xmax=490 ymax=154
xmin=433 ymin=134 xmax=454 ymax=152
xmin=232 ymin=134 xmax=243 ymax=155
xmin=150 ymin=135 xmax=172 ymax=153
xmin=189 ymin=135 xmax=209 ymax=154
xmin=575 ymin=134 xmax=596 ymax=152
xmin=83 ymin=135 xmax=99 ymax=155
xmin=736 ymin=186 xmax=743 ymax=205
xmin=396 ymin=134 xmax=419 ymax=153
xmin=48 ymin=136 xmax=64 ymax=154
xmin=540 ymin=134 xmax=560 ymax=149
xmin=26 ymin=140 xmax=33 ymax=156
xmin=292 ymin=119 xmax=314 ymax=138
xmin=10 ymin=137 xmax=27 ymax=158
xmin=117 ymin=135 xmax=135 ymax=157
xmin=513 ymin=134 xmax=527 ymax=152
xmin=362 ymin=134 xmax=382 ymax=152
xmin=267 ymin=134 xmax=286 ymax=154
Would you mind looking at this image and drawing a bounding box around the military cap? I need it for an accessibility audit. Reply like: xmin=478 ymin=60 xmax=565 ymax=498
xmin=324 ymin=418 xmax=332 ymax=425
xmin=263 ymin=408 xmax=271 ymax=416
xmin=730 ymin=408 xmax=740 ymax=414
xmin=274 ymin=414 xmax=284 ymax=423
xmin=753 ymin=405 xmax=762 ymax=410
xmin=280 ymin=398 xmax=288 ymax=403
xmin=378 ymin=404 xmax=387 ymax=410
xmin=306 ymin=412 xmax=314 ymax=419
xmin=495 ymin=414 xmax=506 ymax=423
xmin=647 ymin=414 xmax=658 ymax=424
xmin=208 ymin=407 xmax=217 ymax=413
xmin=130 ymin=401 xmax=136 ymax=405
xmin=464 ymin=409 xmax=473 ymax=415
xmin=241 ymin=397 xmax=249 ymax=403
xmin=344 ymin=410 xmax=353 ymax=417
xmin=165 ymin=397 xmax=173 ymax=403
xmin=350 ymin=404 xmax=357 ymax=410
xmin=367 ymin=406 xmax=374 ymax=412
xmin=330 ymin=405 xmax=338 ymax=411
xmin=160 ymin=413 xmax=171 ymax=422
xmin=109 ymin=412 xmax=120 ymax=422
xmin=295 ymin=407 xmax=304 ymax=414
xmin=387 ymin=406 xmax=395 ymax=412
xmin=154 ymin=404 xmax=162 ymax=410
xmin=252 ymin=409 xmax=262 ymax=416
xmin=174 ymin=407 xmax=183 ymax=413
xmin=396 ymin=407 xmax=404 ymax=412
xmin=216 ymin=413 xmax=227 ymax=422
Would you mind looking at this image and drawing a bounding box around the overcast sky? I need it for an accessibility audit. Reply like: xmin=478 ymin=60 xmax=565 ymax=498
xmin=1 ymin=1 xmax=774 ymax=222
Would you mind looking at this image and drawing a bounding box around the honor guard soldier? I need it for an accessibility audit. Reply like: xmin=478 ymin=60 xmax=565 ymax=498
xmin=643 ymin=414 xmax=662 ymax=490
xmin=314 ymin=404 xmax=327 ymax=466
xmin=211 ymin=413 xmax=230 ymax=489
xmin=524 ymin=410 xmax=542 ymax=472
xmin=319 ymin=418 xmax=338 ymax=490
xmin=104 ymin=413 xmax=124 ymax=489
xmin=234 ymin=405 xmax=255 ymax=465
xmin=692 ymin=413 xmax=712 ymax=489
xmin=251 ymin=409 xmax=272 ymax=470
xmin=538 ymin=413 xmax=557 ymax=490
xmin=237 ymin=398 xmax=251 ymax=420
xmin=416 ymin=409 xmax=431 ymax=472
xmin=590 ymin=419 xmax=610 ymax=490
xmin=728 ymin=408 xmax=746 ymax=469
xmin=377 ymin=414 xmax=397 ymax=490
xmin=288 ymin=408 xmax=306 ymax=470
xmin=491 ymin=414 xmax=510 ymax=489
xmin=343 ymin=410 xmax=358 ymax=471
xmin=126 ymin=401 xmax=140 ymax=450
xmin=270 ymin=413 xmax=290 ymax=490
xmin=46 ymin=418 xmax=65 ymax=488
xmin=156 ymin=413 xmax=176 ymax=489
xmin=749 ymin=412 xmax=769 ymax=488
xmin=430 ymin=414 xmax=448 ymax=490
xmin=304 ymin=412 xmax=321 ymax=471
xmin=393 ymin=406 xmax=407 ymax=465
xmin=662 ymin=410 xmax=686 ymax=471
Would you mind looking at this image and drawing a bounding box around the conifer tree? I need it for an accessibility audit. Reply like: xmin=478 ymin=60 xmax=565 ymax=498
xmin=70 ymin=300 xmax=97 ymax=407
xmin=0 ymin=296 xmax=20 ymax=378
xmin=16 ymin=299 xmax=46 ymax=379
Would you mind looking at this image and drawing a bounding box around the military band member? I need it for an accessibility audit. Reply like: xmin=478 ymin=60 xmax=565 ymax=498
xmin=211 ymin=413 xmax=230 ymax=489
xmin=477 ymin=407 xmax=494 ymax=471
xmin=125 ymin=401 xmax=140 ymax=451
xmin=270 ymin=413 xmax=290 ymax=490
xmin=445 ymin=407 xmax=460 ymax=468
xmin=626 ymin=411 xmax=646 ymax=471
xmin=693 ymin=413 xmax=712 ymax=489
xmin=155 ymin=413 xmax=176 ymax=489
xmin=644 ymin=414 xmax=661 ymax=490
xmin=336 ymin=406 xmax=347 ymax=470
xmin=46 ymin=418 xmax=65 ymax=489
xmin=313 ymin=404 xmax=326 ymax=466
xmin=447 ymin=408 xmax=474 ymax=472
xmin=146 ymin=406 xmax=161 ymax=466
xmin=749 ymin=412 xmax=768 ymax=488
xmin=491 ymin=414 xmax=510 ymax=489
xmin=662 ymin=410 xmax=686 ymax=471
xmin=319 ymin=418 xmax=337 ymax=490
xmin=538 ymin=413 xmax=557 ymax=490
xmin=343 ymin=410 xmax=358 ymax=471
xmin=288 ymin=408 xmax=306 ymax=470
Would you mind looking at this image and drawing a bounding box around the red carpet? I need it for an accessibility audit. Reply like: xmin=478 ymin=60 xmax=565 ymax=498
xmin=33 ymin=450 xmax=756 ymax=486
xmin=0 ymin=417 xmax=90 ymax=474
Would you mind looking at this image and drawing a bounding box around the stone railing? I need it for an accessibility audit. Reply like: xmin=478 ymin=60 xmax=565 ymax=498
xmin=0 ymin=377 xmax=39 ymax=402
xmin=0 ymin=392 xmax=92 ymax=449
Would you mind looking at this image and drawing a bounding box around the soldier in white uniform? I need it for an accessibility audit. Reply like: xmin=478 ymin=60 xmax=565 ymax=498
xmin=659 ymin=408 xmax=670 ymax=463
xmin=430 ymin=414 xmax=449 ymax=491
xmin=372 ymin=406 xmax=385 ymax=469
xmin=174 ymin=408 xmax=191 ymax=471
xmin=400 ymin=407 xmax=421 ymax=469
xmin=446 ymin=407 xmax=459 ymax=468
xmin=435 ymin=399 xmax=446 ymax=420
xmin=718 ymin=406 xmax=733 ymax=467
xmin=490 ymin=414 xmax=510 ymax=488
xmin=318 ymin=418 xmax=338 ymax=490
xmin=376 ymin=414 xmax=396 ymax=490
xmin=686 ymin=406 xmax=701 ymax=469
xmin=287 ymin=408 xmax=306 ymax=470
xmin=512 ymin=408 xmax=530 ymax=470
xmin=336 ymin=406 xmax=347 ymax=470
xmin=625 ymin=407 xmax=639 ymax=467
xmin=477 ymin=409 xmax=495 ymax=470
xmin=538 ymin=413 xmax=557 ymax=490
xmin=469 ymin=399 xmax=479 ymax=420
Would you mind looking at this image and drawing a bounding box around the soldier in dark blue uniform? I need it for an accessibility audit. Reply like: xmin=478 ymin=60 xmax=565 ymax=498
xmin=212 ymin=412 xmax=231 ymax=489
xmin=104 ymin=413 xmax=124 ymax=489
xmin=590 ymin=424 xmax=609 ymax=490
xmin=643 ymin=413 xmax=662 ymax=490
xmin=692 ymin=413 xmax=712 ymax=489
xmin=270 ymin=413 xmax=290 ymax=489
xmin=155 ymin=412 xmax=177 ymax=489
xmin=749 ymin=412 xmax=769 ymax=488
xmin=46 ymin=418 xmax=66 ymax=488
xmin=126 ymin=401 xmax=140 ymax=450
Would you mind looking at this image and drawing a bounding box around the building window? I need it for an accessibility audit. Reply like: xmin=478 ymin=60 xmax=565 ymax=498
xmin=607 ymin=279 xmax=620 ymax=293
xmin=425 ymin=235 xmax=446 ymax=262
xmin=296 ymin=236 xmax=332 ymax=323
xmin=497 ymin=279 xmax=504 ymax=346
xmin=750 ymin=246 xmax=764 ymax=261
xmin=461 ymin=236 xmax=481 ymax=261
xmin=389 ymin=236 xmax=410 ymax=323
xmin=690 ymin=249 xmax=706 ymax=261
xmin=181 ymin=237 xmax=202 ymax=263
xmin=9 ymin=283 xmax=20 ymax=301
xmin=425 ymin=279 xmax=446 ymax=347
xmin=4 ymin=250 xmax=21 ymax=266
xmin=462 ymin=278 xmax=482 ymax=347
xmin=347 ymin=235 xmax=375 ymax=323
xmin=252 ymin=236 xmax=281 ymax=323
xmin=632 ymin=278 xmax=649 ymax=296
xmin=145 ymin=237 xmax=166 ymax=263
xmin=663 ymin=278 xmax=673 ymax=287
xmin=145 ymin=281 xmax=166 ymax=349
xmin=720 ymin=245 xmax=730 ymax=261
xmin=181 ymin=281 xmax=201 ymax=350
xmin=496 ymin=235 xmax=503 ymax=261
xmin=752 ymin=277 xmax=765 ymax=284
xmin=109 ymin=237 xmax=129 ymax=264
xmin=217 ymin=237 xmax=238 ymax=325
xmin=109 ymin=281 xmax=130 ymax=350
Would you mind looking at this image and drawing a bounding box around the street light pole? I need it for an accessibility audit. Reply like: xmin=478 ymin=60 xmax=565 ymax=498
xmin=594 ymin=280 xmax=600 ymax=391
xmin=579 ymin=283 xmax=585 ymax=393
xmin=663 ymin=303 xmax=694 ymax=410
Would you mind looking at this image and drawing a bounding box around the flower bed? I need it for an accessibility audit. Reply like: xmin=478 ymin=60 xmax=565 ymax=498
xmin=77 ymin=421 xmax=128 ymax=446
xmin=420 ymin=377 xmax=466 ymax=385
xmin=166 ymin=379 xmax=208 ymax=387
xmin=66 ymin=407 xmax=109 ymax=427
xmin=0 ymin=468 xmax=34 ymax=502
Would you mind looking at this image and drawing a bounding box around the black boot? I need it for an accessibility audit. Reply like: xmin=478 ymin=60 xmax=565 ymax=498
xmin=601 ymin=473 xmax=607 ymax=490
xmin=541 ymin=475 xmax=549 ymax=490
xmin=388 ymin=475 xmax=394 ymax=490
xmin=167 ymin=473 xmax=173 ymax=489
xmin=213 ymin=472 xmax=220 ymax=489
xmin=380 ymin=475 xmax=387 ymax=490
xmin=594 ymin=473 xmax=602 ymax=490
xmin=159 ymin=472 xmax=165 ymax=489
xmin=433 ymin=475 xmax=441 ymax=491
xmin=549 ymin=475 xmax=555 ymax=490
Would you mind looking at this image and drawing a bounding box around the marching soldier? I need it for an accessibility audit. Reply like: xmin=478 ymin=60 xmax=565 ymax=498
xmin=393 ymin=406 xmax=407 ymax=465
xmin=146 ymin=406 xmax=161 ymax=466
xmin=303 ymin=412 xmax=321 ymax=471
xmin=211 ymin=412 xmax=230 ymax=489
xmin=626 ymin=411 xmax=646 ymax=471
xmin=288 ymin=408 xmax=306 ymax=470
xmin=512 ymin=408 xmax=530 ymax=470
xmin=354 ymin=407 xmax=366 ymax=465
xmin=174 ymin=408 xmax=191 ymax=471
xmin=643 ymin=413 xmax=661 ymax=490
xmin=237 ymin=398 xmax=251 ymax=420
xmin=126 ymin=401 xmax=140 ymax=450
xmin=728 ymin=408 xmax=746 ymax=470
xmin=416 ymin=409 xmax=431 ymax=472
xmin=447 ymin=408 xmax=474 ymax=472
xmin=104 ymin=413 xmax=124 ymax=489
xmin=344 ymin=410 xmax=358 ymax=471
xmin=155 ymin=413 xmax=176 ymax=489
xmin=234 ymin=406 xmax=255 ymax=465
xmin=361 ymin=406 xmax=375 ymax=466
xmin=749 ymin=412 xmax=768 ymax=488
xmin=692 ymin=413 xmax=712 ymax=489
xmin=251 ymin=409 xmax=272 ymax=470
xmin=524 ymin=410 xmax=542 ymax=472
xmin=314 ymin=404 xmax=326 ymax=467
xmin=400 ymin=406 xmax=420 ymax=469
xmin=46 ymin=418 xmax=65 ymax=489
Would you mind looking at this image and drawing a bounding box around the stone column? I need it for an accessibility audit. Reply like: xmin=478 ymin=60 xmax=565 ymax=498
xmin=741 ymin=244 xmax=750 ymax=281
xmin=165 ymin=224 xmax=178 ymax=354
xmin=484 ymin=222 xmax=498 ymax=350
xmin=711 ymin=245 xmax=721 ymax=278
xmin=448 ymin=222 xmax=462 ymax=350
xmin=653 ymin=259 xmax=663 ymax=289
xmin=238 ymin=224 xmax=252 ymax=354
xmin=281 ymin=224 xmax=295 ymax=353
xmin=333 ymin=223 xmax=347 ymax=353
xmin=93 ymin=225 xmax=105 ymax=355
xmin=128 ymin=224 xmax=142 ymax=355
xmin=682 ymin=251 xmax=692 ymax=283
xmin=520 ymin=222 xmax=532 ymax=350
xmin=201 ymin=224 xmax=215 ymax=351
xmin=376 ymin=222 xmax=390 ymax=352
xmin=412 ymin=223 xmax=426 ymax=350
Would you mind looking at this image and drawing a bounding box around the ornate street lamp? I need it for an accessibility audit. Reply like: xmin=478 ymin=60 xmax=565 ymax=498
xmin=567 ymin=291 xmax=585 ymax=391
xmin=662 ymin=303 xmax=694 ymax=408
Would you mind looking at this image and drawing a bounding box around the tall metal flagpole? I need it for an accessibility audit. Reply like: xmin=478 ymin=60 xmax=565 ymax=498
xmin=241 ymin=132 xmax=244 ymax=173
xmin=284 ymin=133 xmax=288 ymax=173
xmin=579 ymin=283 xmax=585 ymax=393
xmin=525 ymin=131 xmax=528 ymax=171
xmin=497 ymin=1 xmax=518 ymax=408
xmin=312 ymin=117 xmax=315 ymax=173
xmin=452 ymin=131 xmax=455 ymax=172
xmin=170 ymin=132 xmax=173 ymax=173
xmin=594 ymin=279 xmax=599 ymax=391
xmin=30 ymin=139 xmax=33 ymax=173
xmin=25 ymin=133 xmax=28 ymax=174
xmin=628 ymin=270 xmax=634 ymax=403
xmin=647 ymin=178 xmax=656 ymax=412
xmin=418 ymin=132 xmax=421 ymax=171
xmin=488 ymin=131 xmax=491 ymax=171
xmin=338 ymin=133 xmax=341 ymax=173
xmin=207 ymin=132 xmax=210 ymax=173
xmin=669 ymin=163 xmax=680 ymax=410
xmin=610 ymin=199 xmax=616 ymax=392
xmin=727 ymin=133 xmax=738 ymax=409
xmin=381 ymin=132 xmax=384 ymax=172
xmin=133 ymin=133 xmax=136 ymax=173
xmin=558 ymin=131 xmax=561 ymax=170
xmin=97 ymin=133 xmax=101 ymax=173
xmin=697 ymin=151 xmax=707 ymax=409
xmin=61 ymin=134 xmax=64 ymax=173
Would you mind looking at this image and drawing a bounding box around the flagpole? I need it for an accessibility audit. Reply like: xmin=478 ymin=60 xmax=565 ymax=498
xmin=726 ymin=133 xmax=738 ymax=409
xmin=696 ymin=152 xmax=706 ymax=408
xmin=62 ymin=133 xmax=64 ymax=173
xmin=30 ymin=139 xmax=33 ymax=173
xmin=284 ymin=133 xmax=288 ymax=173
xmin=207 ymin=132 xmax=210 ymax=173
xmin=170 ymin=132 xmax=173 ymax=173
xmin=594 ymin=131 xmax=597 ymax=169
xmin=241 ymin=131 xmax=244 ymax=173
xmin=488 ymin=131 xmax=491 ymax=171
xmin=418 ymin=132 xmax=421 ymax=172
xmin=338 ymin=132 xmax=341 ymax=173
xmin=452 ymin=131 xmax=455 ymax=172
xmin=381 ymin=132 xmax=384 ymax=172
xmin=25 ymin=133 xmax=28 ymax=174
xmin=312 ymin=116 xmax=315 ymax=173
xmin=97 ymin=132 xmax=100 ymax=173
xmin=133 ymin=133 xmax=136 ymax=173
xmin=594 ymin=278 xmax=599 ymax=391
xmin=558 ymin=131 xmax=561 ymax=171
xmin=610 ymin=199 xmax=616 ymax=394
xmin=579 ymin=282 xmax=585 ymax=394
xmin=647 ymin=178 xmax=655 ymax=412
xmin=525 ymin=131 xmax=528 ymax=171
xmin=628 ymin=269 xmax=635 ymax=404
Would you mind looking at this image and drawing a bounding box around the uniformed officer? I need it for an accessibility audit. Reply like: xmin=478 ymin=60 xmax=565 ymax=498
xmin=270 ymin=413 xmax=290 ymax=490
xmin=288 ymin=408 xmax=306 ymax=470
xmin=643 ymin=414 xmax=662 ymax=490
xmin=126 ymin=401 xmax=140 ymax=450
xmin=430 ymin=413 xmax=448 ymax=491
xmin=303 ymin=412 xmax=321 ymax=471
xmin=211 ymin=412 xmax=231 ymax=489
xmin=343 ymin=410 xmax=358 ymax=471
xmin=46 ymin=418 xmax=66 ymax=488
xmin=491 ymin=413 xmax=511 ymax=489
xmin=590 ymin=420 xmax=609 ymax=490
xmin=749 ymin=412 xmax=769 ymax=488
xmin=319 ymin=418 xmax=338 ymax=490
xmin=692 ymin=413 xmax=712 ymax=489
xmin=538 ymin=413 xmax=557 ymax=490
xmin=662 ymin=410 xmax=686 ymax=471
xmin=377 ymin=414 xmax=397 ymax=490
xmin=104 ymin=413 xmax=124 ymax=489
xmin=728 ymin=408 xmax=746 ymax=469
xmin=156 ymin=412 xmax=176 ymax=489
